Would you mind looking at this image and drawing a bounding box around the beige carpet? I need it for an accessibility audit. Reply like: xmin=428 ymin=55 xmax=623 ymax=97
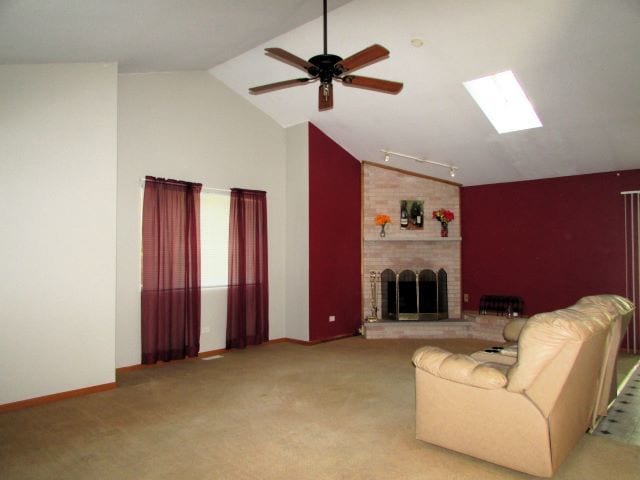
xmin=1 ymin=337 xmax=639 ymax=479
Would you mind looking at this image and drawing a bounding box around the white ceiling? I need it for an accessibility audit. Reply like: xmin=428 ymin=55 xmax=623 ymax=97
xmin=2 ymin=0 xmax=639 ymax=186
xmin=0 ymin=0 xmax=351 ymax=72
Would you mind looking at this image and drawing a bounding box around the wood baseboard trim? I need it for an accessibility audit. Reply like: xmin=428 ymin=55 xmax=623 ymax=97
xmin=267 ymin=337 xmax=297 ymax=344
xmin=116 ymin=350 xmax=226 ymax=373
xmin=198 ymin=348 xmax=226 ymax=358
xmin=116 ymin=363 xmax=153 ymax=373
xmin=116 ymin=364 xmax=165 ymax=375
xmin=270 ymin=333 xmax=358 ymax=346
xmin=2 ymin=335 xmax=357 ymax=413
xmin=306 ymin=333 xmax=360 ymax=345
xmin=271 ymin=337 xmax=311 ymax=345
xmin=0 ymin=382 xmax=116 ymax=413
xmin=116 ymin=335 xmax=357 ymax=373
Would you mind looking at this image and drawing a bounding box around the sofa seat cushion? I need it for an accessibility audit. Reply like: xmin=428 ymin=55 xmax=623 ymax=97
xmin=413 ymin=346 xmax=508 ymax=389
xmin=470 ymin=346 xmax=518 ymax=366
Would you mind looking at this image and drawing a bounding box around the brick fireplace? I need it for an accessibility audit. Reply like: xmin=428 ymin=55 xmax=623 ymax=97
xmin=362 ymin=162 xmax=461 ymax=322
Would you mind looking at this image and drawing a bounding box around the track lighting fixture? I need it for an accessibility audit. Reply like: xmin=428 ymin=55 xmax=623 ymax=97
xmin=380 ymin=150 xmax=459 ymax=178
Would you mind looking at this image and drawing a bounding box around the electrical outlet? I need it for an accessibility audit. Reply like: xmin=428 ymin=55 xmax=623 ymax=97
xmin=463 ymin=294 xmax=469 ymax=302
xmin=329 ymin=315 xmax=336 ymax=322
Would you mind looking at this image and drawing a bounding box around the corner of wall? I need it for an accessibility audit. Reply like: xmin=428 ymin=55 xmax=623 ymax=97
xmin=284 ymin=123 xmax=310 ymax=341
xmin=308 ymin=124 xmax=362 ymax=341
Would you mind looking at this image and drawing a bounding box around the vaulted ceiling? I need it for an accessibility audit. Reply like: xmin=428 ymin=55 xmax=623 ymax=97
xmin=2 ymin=0 xmax=639 ymax=185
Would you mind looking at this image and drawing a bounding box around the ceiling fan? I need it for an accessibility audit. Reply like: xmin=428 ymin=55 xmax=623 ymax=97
xmin=248 ymin=0 xmax=403 ymax=111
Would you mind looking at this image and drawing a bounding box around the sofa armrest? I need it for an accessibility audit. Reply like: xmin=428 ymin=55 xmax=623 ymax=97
xmin=413 ymin=346 xmax=508 ymax=390
xmin=503 ymin=318 xmax=528 ymax=342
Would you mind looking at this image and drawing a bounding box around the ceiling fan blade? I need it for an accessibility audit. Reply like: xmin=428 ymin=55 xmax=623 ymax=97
xmin=341 ymin=75 xmax=403 ymax=94
xmin=335 ymin=44 xmax=389 ymax=74
xmin=249 ymin=78 xmax=311 ymax=94
xmin=265 ymin=48 xmax=314 ymax=73
xmin=318 ymin=83 xmax=333 ymax=111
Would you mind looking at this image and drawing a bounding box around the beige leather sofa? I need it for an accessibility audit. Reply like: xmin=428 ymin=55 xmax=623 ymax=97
xmin=412 ymin=295 xmax=634 ymax=477
xmin=576 ymin=295 xmax=635 ymax=416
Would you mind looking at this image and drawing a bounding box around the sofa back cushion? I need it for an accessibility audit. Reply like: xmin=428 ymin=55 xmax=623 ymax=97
xmin=506 ymin=306 xmax=609 ymax=394
xmin=576 ymin=294 xmax=635 ymax=414
xmin=577 ymin=294 xmax=634 ymax=318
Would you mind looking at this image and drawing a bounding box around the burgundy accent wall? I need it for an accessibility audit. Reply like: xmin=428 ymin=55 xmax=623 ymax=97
xmin=308 ymin=123 xmax=362 ymax=341
xmin=461 ymin=169 xmax=640 ymax=315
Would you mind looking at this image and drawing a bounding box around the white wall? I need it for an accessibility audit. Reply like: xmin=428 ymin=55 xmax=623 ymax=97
xmin=116 ymin=72 xmax=287 ymax=367
xmin=285 ymin=123 xmax=310 ymax=341
xmin=0 ymin=63 xmax=117 ymax=404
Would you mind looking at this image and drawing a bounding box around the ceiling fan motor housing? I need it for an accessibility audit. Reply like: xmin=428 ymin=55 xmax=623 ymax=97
xmin=309 ymin=54 xmax=343 ymax=82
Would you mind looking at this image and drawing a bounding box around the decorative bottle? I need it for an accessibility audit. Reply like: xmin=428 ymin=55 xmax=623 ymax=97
xmin=400 ymin=201 xmax=408 ymax=229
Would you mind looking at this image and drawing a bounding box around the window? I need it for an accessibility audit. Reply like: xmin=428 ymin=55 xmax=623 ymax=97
xmin=200 ymin=190 xmax=231 ymax=287
xmin=463 ymin=70 xmax=542 ymax=134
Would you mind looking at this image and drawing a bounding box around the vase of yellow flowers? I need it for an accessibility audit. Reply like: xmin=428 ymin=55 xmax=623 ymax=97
xmin=375 ymin=214 xmax=391 ymax=238
xmin=432 ymin=208 xmax=454 ymax=237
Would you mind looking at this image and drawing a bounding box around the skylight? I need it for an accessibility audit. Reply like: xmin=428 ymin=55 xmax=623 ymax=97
xmin=463 ymin=70 xmax=542 ymax=134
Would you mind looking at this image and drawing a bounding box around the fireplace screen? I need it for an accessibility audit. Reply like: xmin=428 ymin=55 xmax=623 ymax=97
xmin=381 ymin=268 xmax=448 ymax=321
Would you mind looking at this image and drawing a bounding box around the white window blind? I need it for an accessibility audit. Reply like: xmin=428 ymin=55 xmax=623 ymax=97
xmin=200 ymin=190 xmax=230 ymax=287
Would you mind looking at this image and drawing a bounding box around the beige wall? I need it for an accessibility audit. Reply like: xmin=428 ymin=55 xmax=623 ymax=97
xmin=116 ymin=71 xmax=287 ymax=367
xmin=285 ymin=123 xmax=310 ymax=341
xmin=0 ymin=63 xmax=118 ymax=404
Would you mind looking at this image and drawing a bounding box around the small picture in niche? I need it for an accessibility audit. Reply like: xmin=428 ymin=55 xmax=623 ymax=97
xmin=400 ymin=200 xmax=424 ymax=230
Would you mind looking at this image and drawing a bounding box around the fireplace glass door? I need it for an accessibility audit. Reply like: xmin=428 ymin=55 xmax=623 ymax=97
xmin=380 ymin=268 xmax=448 ymax=321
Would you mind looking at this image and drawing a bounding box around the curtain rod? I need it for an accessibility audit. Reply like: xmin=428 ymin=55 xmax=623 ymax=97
xmin=139 ymin=177 xmax=230 ymax=193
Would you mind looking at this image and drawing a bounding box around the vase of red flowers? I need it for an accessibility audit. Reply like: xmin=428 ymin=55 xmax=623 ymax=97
xmin=432 ymin=208 xmax=454 ymax=237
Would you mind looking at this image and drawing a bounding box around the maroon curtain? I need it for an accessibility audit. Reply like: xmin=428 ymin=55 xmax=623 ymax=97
xmin=141 ymin=176 xmax=202 ymax=364
xmin=227 ymin=189 xmax=269 ymax=349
